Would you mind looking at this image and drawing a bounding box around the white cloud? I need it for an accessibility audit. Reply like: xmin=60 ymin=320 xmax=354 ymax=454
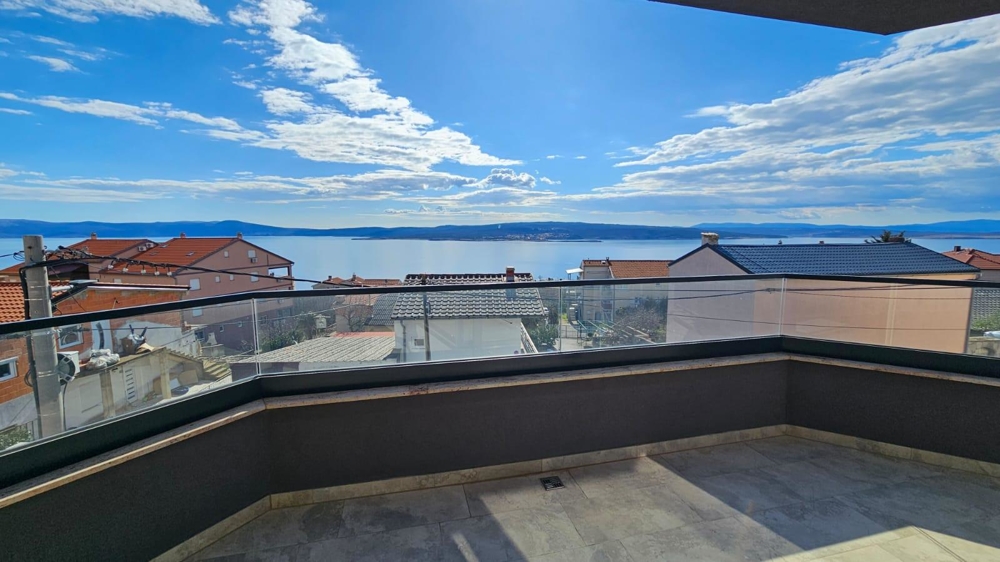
xmin=30 ymin=34 xmax=71 ymax=46
xmin=0 ymin=38 xmax=11 ymax=44
xmin=0 ymin=107 xmax=31 ymax=115
xmin=227 ymin=0 xmax=517 ymax=171
xmin=0 ymin=92 xmax=259 ymax=138
xmin=59 ymin=48 xmax=105 ymax=61
xmin=468 ymin=168 xmax=536 ymax=189
xmin=545 ymin=155 xmax=560 ymax=159
xmin=603 ymin=15 xmax=1000 ymax=217
xmin=27 ymin=55 xmax=78 ymax=72
xmin=539 ymin=177 xmax=560 ymax=185
xmin=0 ymin=0 xmax=218 ymax=24
xmin=574 ymin=155 xmax=587 ymax=160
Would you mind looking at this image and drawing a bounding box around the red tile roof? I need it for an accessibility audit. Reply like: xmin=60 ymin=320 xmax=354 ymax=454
xmin=581 ymin=259 xmax=670 ymax=278
xmin=107 ymin=237 xmax=236 ymax=273
xmin=943 ymin=248 xmax=1000 ymax=270
xmin=0 ymin=282 xmax=25 ymax=323
xmin=0 ymin=237 xmax=153 ymax=276
xmin=609 ymin=260 xmax=670 ymax=279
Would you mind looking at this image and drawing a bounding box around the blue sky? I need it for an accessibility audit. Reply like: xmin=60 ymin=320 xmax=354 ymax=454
xmin=1 ymin=0 xmax=998 ymax=228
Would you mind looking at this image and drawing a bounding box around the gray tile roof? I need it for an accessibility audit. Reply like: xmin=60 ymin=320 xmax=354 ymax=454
xmin=234 ymin=334 xmax=394 ymax=364
xmin=709 ymin=242 xmax=980 ymax=276
xmin=367 ymin=293 xmax=398 ymax=326
xmin=392 ymin=273 xmax=546 ymax=319
xmin=972 ymin=288 xmax=1000 ymax=323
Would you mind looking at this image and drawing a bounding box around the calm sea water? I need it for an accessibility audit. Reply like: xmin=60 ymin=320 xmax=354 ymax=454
xmin=3 ymin=236 xmax=999 ymax=287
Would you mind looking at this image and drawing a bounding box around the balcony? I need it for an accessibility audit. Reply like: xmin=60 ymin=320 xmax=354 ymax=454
xmin=1 ymin=274 xmax=1000 ymax=561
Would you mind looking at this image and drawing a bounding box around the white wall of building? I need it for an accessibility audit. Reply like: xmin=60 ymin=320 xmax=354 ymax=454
xmin=395 ymin=318 xmax=525 ymax=362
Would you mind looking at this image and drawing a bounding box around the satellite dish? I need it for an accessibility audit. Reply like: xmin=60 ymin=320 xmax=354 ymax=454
xmin=56 ymin=353 xmax=78 ymax=385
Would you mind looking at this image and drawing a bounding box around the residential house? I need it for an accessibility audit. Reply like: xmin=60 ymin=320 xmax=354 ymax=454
xmin=96 ymin=233 xmax=294 ymax=351
xmin=665 ymin=234 xmax=980 ymax=352
xmin=944 ymin=246 xmax=1000 ymax=281
xmin=0 ymin=234 xmax=155 ymax=283
xmin=579 ymin=258 xmax=670 ymax=323
xmin=312 ymin=275 xmax=402 ymax=332
xmin=0 ymin=281 xmax=227 ymax=439
xmin=391 ymin=269 xmax=546 ymax=362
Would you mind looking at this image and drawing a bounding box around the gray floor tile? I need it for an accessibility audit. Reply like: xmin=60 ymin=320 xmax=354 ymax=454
xmin=750 ymin=498 xmax=901 ymax=558
xmin=196 ymin=503 xmax=346 ymax=560
xmin=441 ymin=505 xmax=585 ymax=561
xmin=561 ymin=485 xmax=702 ymax=544
xmin=691 ymin=470 xmax=805 ymax=515
xmin=196 ymin=546 xmax=298 ymax=562
xmin=822 ymin=450 xmax=939 ymax=487
xmin=514 ymin=540 xmax=633 ymax=562
xmin=465 ymin=471 xmax=586 ymax=516
xmin=295 ymin=523 xmax=441 ymax=562
xmin=746 ymin=436 xmax=847 ymax=465
xmin=656 ymin=443 xmax=776 ymax=478
xmin=339 ymin=485 xmax=469 ymax=537
xmin=814 ymin=544 xmax=904 ymax=562
xmin=659 ymin=476 xmax=748 ymax=522
xmin=757 ymin=460 xmax=877 ymax=501
xmin=837 ymin=478 xmax=996 ymax=530
xmin=620 ymin=517 xmax=795 ymax=562
xmin=925 ymin=514 xmax=1000 ymax=562
xmin=877 ymin=534 xmax=962 ymax=562
xmin=569 ymin=457 xmax=677 ymax=498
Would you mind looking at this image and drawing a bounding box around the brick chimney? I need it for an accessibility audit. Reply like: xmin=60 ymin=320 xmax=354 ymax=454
xmin=90 ymin=232 xmax=97 ymax=240
xmin=954 ymin=245 xmax=962 ymax=252
xmin=505 ymin=266 xmax=515 ymax=282
xmin=179 ymin=232 xmax=187 ymax=238
xmin=701 ymin=232 xmax=719 ymax=246
xmin=236 ymin=232 xmax=243 ymax=239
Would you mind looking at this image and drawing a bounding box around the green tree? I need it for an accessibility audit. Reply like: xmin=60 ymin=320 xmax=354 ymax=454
xmin=866 ymin=230 xmax=909 ymax=243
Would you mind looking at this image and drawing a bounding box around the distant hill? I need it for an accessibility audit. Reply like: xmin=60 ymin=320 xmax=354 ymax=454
xmin=0 ymin=219 xmax=757 ymax=241
xmin=1 ymin=219 xmax=999 ymax=241
xmin=694 ymin=220 xmax=1000 ymax=239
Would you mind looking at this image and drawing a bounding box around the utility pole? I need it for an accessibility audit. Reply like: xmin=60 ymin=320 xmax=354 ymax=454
xmin=24 ymin=235 xmax=64 ymax=437
xmin=421 ymin=274 xmax=432 ymax=362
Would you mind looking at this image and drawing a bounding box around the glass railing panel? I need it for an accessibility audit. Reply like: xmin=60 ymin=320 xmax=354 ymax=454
xmin=781 ymin=278 xmax=974 ymax=353
xmin=0 ymin=299 xmax=253 ymax=452
xmin=562 ymin=282 xmax=670 ymax=350
xmin=969 ymin=286 xmax=1000 ymax=357
xmin=665 ymin=278 xmax=783 ymax=344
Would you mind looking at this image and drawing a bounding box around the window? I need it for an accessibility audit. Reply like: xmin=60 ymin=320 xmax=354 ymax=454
xmin=223 ymin=250 xmax=229 ymax=258
xmin=192 ymin=308 xmax=203 ymax=317
xmin=247 ymin=249 xmax=256 ymax=258
xmin=250 ymin=272 xmax=259 ymax=282
xmin=189 ymin=278 xmax=201 ymax=291
xmin=58 ymin=326 xmax=82 ymax=348
xmin=0 ymin=358 xmax=16 ymax=383
xmin=413 ymin=338 xmax=425 ymax=347
xmin=214 ymin=275 xmax=221 ymax=283
xmin=229 ymin=274 xmax=235 ymax=281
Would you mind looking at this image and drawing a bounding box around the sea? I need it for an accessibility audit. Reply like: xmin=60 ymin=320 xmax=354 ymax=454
xmin=3 ymin=236 xmax=999 ymax=288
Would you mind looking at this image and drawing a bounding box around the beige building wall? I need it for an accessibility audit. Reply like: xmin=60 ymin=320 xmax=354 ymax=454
xmin=668 ymin=248 xmax=746 ymax=277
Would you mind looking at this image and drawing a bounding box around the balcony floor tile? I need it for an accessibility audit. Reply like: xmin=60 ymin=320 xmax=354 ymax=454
xmin=188 ymin=438 xmax=1000 ymax=562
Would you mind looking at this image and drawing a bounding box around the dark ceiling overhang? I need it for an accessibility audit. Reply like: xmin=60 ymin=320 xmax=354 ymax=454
xmin=650 ymin=0 xmax=1000 ymax=34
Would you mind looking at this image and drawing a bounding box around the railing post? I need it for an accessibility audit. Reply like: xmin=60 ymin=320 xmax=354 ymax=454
xmin=777 ymin=277 xmax=787 ymax=336
xmin=251 ymin=298 xmax=261 ymax=377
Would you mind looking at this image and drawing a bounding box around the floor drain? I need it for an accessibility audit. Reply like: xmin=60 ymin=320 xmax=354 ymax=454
xmin=540 ymin=476 xmax=565 ymax=490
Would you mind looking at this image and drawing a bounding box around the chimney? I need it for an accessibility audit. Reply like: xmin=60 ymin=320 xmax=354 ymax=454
xmin=819 ymin=241 xmax=825 ymax=245
xmin=954 ymin=245 xmax=962 ymax=252
xmin=701 ymin=232 xmax=719 ymax=246
xmin=179 ymin=232 xmax=187 ymax=238
xmin=90 ymin=232 xmax=97 ymax=240
xmin=236 ymin=232 xmax=243 ymax=239
xmin=505 ymin=266 xmax=515 ymax=283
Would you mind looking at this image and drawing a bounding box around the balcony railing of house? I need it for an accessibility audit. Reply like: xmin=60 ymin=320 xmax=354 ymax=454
xmin=2 ymin=273 xmax=1000 ymax=560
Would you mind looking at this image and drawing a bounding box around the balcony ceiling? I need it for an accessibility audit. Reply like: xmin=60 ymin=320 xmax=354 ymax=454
xmin=651 ymin=0 xmax=1000 ymax=34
